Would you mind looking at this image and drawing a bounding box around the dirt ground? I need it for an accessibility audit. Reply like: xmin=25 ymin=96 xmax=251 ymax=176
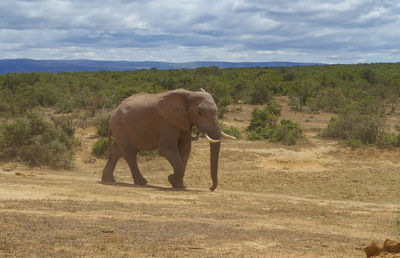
xmin=1 ymin=97 xmax=400 ymax=257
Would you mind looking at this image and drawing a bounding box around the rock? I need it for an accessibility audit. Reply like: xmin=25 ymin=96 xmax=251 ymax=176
xmin=3 ymin=164 xmax=17 ymax=171
xmin=364 ymin=241 xmax=383 ymax=257
xmin=84 ymin=158 xmax=97 ymax=163
xmin=383 ymin=239 xmax=400 ymax=253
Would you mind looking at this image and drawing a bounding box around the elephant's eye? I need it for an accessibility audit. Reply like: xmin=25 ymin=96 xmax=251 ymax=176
xmin=198 ymin=110 xmax=202 ymax=116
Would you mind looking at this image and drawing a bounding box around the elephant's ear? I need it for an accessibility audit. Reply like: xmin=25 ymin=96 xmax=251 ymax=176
xmin=157 ymin=93 xmax=190 ymax=131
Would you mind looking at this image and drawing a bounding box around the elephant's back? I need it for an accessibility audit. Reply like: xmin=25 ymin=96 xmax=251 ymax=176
xmin=110 ymin=93 xmax=161 ymax=150
xmin=113 ymin=93 xmax=158 ymax=121
xmin=118 ymin=93 xmax=158 ymax=111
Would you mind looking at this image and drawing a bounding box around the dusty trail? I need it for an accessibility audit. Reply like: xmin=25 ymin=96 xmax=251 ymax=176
xmin=1 ymin=100 xmax=400 ymax=257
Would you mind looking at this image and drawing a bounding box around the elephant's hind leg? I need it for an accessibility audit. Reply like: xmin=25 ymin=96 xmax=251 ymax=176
xmin=178 ymin=136 xmax=191 ymax=171
xmin=101 ymin=141 xmax=121 ymax=182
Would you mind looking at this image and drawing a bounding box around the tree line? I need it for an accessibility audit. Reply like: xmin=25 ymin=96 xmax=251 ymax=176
xmin=1 ymin=63 xmax=399 ymax=117
xmin=1 ymin=63 xmax=400 ymax=167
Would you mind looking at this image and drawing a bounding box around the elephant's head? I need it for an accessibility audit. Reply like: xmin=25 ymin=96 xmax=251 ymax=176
xmin=157 ymin=89 xmax=235 ymax=191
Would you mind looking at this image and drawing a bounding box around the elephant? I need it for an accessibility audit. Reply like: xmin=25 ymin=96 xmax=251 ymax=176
xmin=101 ymin=88 xmax=235 ymax=191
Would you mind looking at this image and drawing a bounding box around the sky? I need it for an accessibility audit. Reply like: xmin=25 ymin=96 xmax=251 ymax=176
xmin=1 ymin=0 xmax=400 ymax=64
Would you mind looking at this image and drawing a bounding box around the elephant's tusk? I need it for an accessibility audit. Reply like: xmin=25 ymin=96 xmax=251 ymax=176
xmin=221 ymin=131 xmax=236 ymax=140
xmin=205 ymin=134 xmax=220 ymax=143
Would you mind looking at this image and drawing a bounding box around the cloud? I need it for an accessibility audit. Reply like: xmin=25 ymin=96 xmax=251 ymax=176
xmin=1 ymin=0 xmax=400 ymax=63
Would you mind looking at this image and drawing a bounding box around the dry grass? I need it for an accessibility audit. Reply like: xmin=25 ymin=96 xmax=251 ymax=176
xmin=1 ymin=98 xmax=400 ymax=257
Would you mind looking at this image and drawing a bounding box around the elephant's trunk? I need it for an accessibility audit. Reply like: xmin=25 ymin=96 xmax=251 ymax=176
xmin=209 ymin=140 xmax=220 ymax=191
xmin=207 ymin=124 xmax=221 ymax=191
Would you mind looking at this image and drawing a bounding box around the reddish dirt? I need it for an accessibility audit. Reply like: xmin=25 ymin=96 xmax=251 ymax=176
xmin=1 ymin=97 xmax=399 ymax=257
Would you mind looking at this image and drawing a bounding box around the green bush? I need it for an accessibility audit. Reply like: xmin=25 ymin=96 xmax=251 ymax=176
xmin=376 ymin=133 xmax=400 ymax=148
xmin=289 ymin=81 xmax=318 ymax=111
xmin=0 ymin=113 xmax=78 ymax=168
xmin=138 ymin=150 xmax=159 ymax=157
xmin=271 ymin=119 xmax=303 ymax=145
xmin=361 ymin=68 xmax=378 ymax=84
xmin=222 ymin=126 xmax=242 ymax=139
xmin=248 ymin=81 xmax=273 ymax=104
xmin=307 ymin=88 xmax=348 ymax=113
xmin=247 ymin=126 xmax=275 ymax=141
xmin=246 ymin=102 xmax=302 ymax=144
xmin=92 ymin=137 xmax=110 ymax=156
xmin=55 ymin=97 xmax=76 ymax=113
xmin=0 ymin=118 xmax=32 ymax=148
xmin=343 ymin=139 xmax=363 ymax=149
xmin=247 ymin=102 xmax=281 ymax=131
xmin=321 ymin=111 xmax=399 ymax=148
xmin=217 ymin=96 xmax=233 ymax=119
xmin=52 ymin=115 xmax=75 ymax=138
xmin=322 ymin=112 xmax=383 ymax=144
xmin=94 ymin=112 xmax=110 ymax=137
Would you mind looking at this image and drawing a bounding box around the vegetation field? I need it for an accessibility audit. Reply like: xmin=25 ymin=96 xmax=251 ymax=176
xmin=1 ymin=64 xmax=400 ymax=257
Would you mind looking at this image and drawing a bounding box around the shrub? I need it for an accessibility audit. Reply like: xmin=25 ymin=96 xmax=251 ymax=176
xmin=289 ymin=81 xmax=318 ymax=111
xmin=271 ymin=119 xmax=303 ymax=145
xmin=249 ymin=82 xmax=273 ymax=105
xmin=247 ymin=102 xmax=281 ymax=131
xmin=138 ymin=150 xmax=159 ymax=157
xmin=343 ymin=139 xmax=363 ymax=149
xmin=217 ymin=96 xmax=233 ymax=119
xmin=246 ymin=102 xmax=303 ymax=144
xmin=0 ymin=113 xmax=79 ymax=168
xmin=222 ymin=126 xmax=242 ymax=139
xmin=321 ymin=112 xmax=384 ymax=144
xmin=282 ymin=70 xmax=297 ymax=81
xmin=79 ymin=90 xmax=103 ymax=117
xmin=29 ymin=113 xmax=50 ymax=136
xmin=376 ymin=133 xmax=400 ymax=148
xmin=52 ymin=115 xmax=75 ymax=138
xmin=92 ymin=137 xmax=110 ymax=156
xmin=247 ymin=126 xmax=275 ymax=141
xmin=55 ymin=97 xmax=76 ymax=113
xmin=361 ymin=68 xmax=377 ymax=84
xmin=94 ymin=112 xmax=110 ymax=137
xmin=321 ymin=111 xmax=399 ymax=148
xmin=0 ymin=118 xmax=32 ymax=148
xmin=307 ymin=88 xmax=348 ymax=113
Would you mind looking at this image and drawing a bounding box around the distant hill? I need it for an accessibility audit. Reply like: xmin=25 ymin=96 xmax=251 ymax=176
xmin=0 ymin=59 xmax=322 ymax=74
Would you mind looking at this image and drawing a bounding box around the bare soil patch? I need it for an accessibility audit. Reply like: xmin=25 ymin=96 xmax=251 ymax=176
xmin=1 ymin=99 xmax=399 ymax=257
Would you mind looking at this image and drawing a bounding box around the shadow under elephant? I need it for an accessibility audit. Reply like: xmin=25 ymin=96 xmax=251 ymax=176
xmin=98 ymin=181 xmax=205 ymax=193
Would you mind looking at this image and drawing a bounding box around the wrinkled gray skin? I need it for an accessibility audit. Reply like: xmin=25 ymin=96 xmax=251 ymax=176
xmin=101 ymin=89 xmax=222 ymax=191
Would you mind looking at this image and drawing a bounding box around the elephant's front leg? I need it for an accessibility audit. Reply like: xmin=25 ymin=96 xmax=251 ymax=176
xmin=164 ymin=150 xmax=187 ymax=188
xmin=178 ymin=135 xmax=192 ymax=171
xmin=159 ymin=136 xmax=187 ymax=189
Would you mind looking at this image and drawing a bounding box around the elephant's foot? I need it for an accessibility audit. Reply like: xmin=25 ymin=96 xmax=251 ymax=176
xmin=168 ymin=174 xmax=187 ymax=189
xmin=133 ymin=176 xmax=148 ymax=186
xmin=101 ymin=175 xmax=116 ymax=183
